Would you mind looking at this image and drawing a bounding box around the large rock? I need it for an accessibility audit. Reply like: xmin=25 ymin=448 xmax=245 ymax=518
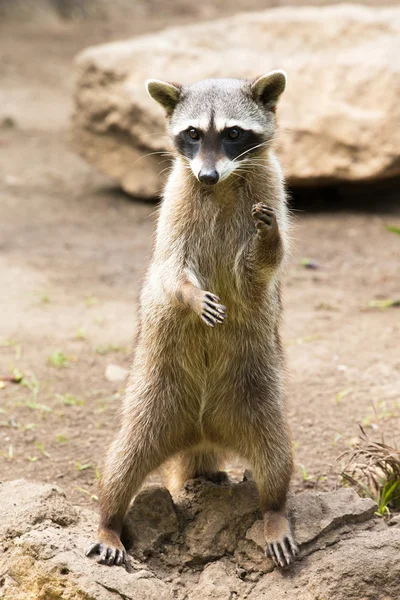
xmin=0 ymin=479 xmax=78 ymax=540
xmin=71 ymin=4 xmax=400 ymax=198
xmin=1 ymin=478 xmax=400 ymax=600
xmin=247 ymin=529 xmax=400 ymax=600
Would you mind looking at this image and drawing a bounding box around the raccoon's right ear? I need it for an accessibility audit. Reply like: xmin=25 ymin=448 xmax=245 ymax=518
xmin=146 ymin=79 xmax=182 ymax=114
xmin=251 ymin=70 xmax=287 ymax=112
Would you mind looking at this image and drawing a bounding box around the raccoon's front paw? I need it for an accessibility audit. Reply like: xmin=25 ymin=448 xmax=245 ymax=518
xmin=252 ymin=203 xmax=278 ymax=239
xmin=201 ymin=292 xmax=226 ymax=327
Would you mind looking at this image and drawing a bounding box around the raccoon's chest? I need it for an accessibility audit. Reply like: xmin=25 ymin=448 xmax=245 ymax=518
xmin=189 ymin=207 xmax=252 ymax=293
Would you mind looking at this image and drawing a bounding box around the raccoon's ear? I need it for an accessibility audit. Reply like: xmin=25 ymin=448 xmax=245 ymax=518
xmin=146 ymin=79 xmax=182 ymax=114
xmin=251 ymin=70 xmax=286 ymax=111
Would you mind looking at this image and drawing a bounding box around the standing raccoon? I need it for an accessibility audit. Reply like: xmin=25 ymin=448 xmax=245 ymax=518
xmin=87 ymin=70 xmax=298 ymax=568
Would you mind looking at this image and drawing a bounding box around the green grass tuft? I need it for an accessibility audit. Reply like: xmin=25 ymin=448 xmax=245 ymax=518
xmin=340 ymin=427 xmax=400 ymax=518
xmin=48 ymin=351 xmax=72 ymax=368
xmin=385 ymin=224 xmax=400 ymax=236
xmin=55 ymin=393 xmax=85 ymax=406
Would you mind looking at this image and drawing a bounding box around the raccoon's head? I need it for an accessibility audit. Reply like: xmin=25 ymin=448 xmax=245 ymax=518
xmin=146 ymin=72 xmax=286 ymax=186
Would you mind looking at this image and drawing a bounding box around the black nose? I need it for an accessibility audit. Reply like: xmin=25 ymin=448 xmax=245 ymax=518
xmin=198 ymin=169 xmax=219 ymax=185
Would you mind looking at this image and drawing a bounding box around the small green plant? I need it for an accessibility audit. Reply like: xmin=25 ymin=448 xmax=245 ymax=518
xmin=300 ymin=257 xmax=319 ymax=269
xmin=376 ymin=480 xmax=400 ymax=517
xmin=300 ymin=464 xmax=327 ymax=489
xmin=76 ymin=461 xmax=92 ymax=471
xmin=34 ymin=441 xmax=50 ymax=458
xmin=76 ymin=486 xmax=98 ymax=502
xmin=20 ymin=374 xmax=51 ymax=411
xmin=75 ymin=327 xmax=87 ymax=340
xmin=367 ymin=298 xmax=400 ymax=309
xmin=25 ymin=401 xmax=52 ymax=412
xmin=332 ymin=433 xmax=343 ymax=447
xmin=361 ymin=400 xmax=400 ymax=428
xmin=27 ymin=456 xmax=39 ymax=462
xmin=12 ymin=368 xmax=23 ymax=382
xmin=385 ymin=224 xmax=400 ymax=236
xmin=41 ymin=292 xmax=51 ymax=304
xmin=95 ymin=344 xmax=127 ymax=355
xmin=300 ymin=464 xmax=314 ymax=482
xmin=315 ymin=302 xmax=339 ymax=312
xmin=56 ymin=434 xmax=69 ymax=444
xmin=86 ymin=296 xmax=99 ymax=308
xmin=55 ymin=393 xmax=85 ymax=406
xmin=340 ymin=427 xmax=400 ymax=518
xmin=31 ymin=290 xmax=51 ymax=304
xmin=21 ymin=373 xmax=40 ymax=400
xmin=336 ymin=389 xmax=352 ymax=404
xmin=48 ymin=351 xmax=71 ymax=368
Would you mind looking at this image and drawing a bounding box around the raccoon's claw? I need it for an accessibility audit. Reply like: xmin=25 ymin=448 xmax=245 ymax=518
xmin=252 ymin=203 xmax=277 ymax=238
xmin=263 ymin=509 xmax=298 ymax=568
xmin=86 ymin=542 xmax=127 ymax=567
xmin=265 ymin=535 xmax=298 ymax=568
xmin=201 ymin=292 xmax=227 ymax=327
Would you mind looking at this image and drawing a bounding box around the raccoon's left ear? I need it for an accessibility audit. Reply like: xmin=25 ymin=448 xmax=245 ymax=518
xmin=146 ymin=79 xmax=182 ymax=115
xmin=251 ymin=70 xmax=286 ymax=112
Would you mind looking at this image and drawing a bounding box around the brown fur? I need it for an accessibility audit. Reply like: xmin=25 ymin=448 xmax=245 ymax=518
xmin=88 ymin=129 xmax=297 ymax=567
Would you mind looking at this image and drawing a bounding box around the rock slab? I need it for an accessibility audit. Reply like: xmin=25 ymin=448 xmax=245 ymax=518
xmin=71 ymin=4 xmax=400 ymax=198
xmin=0 ymin=478 xmax=399 ymax=600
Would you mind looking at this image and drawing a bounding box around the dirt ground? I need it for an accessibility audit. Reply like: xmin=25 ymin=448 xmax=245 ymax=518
xmin=1 ymin=3 xmax=399 ymax=508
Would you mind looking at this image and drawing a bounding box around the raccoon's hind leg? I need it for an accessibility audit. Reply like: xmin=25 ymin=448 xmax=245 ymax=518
xmin=166 ymin=448 xmax=228 ymax=492
xmin=245 ymin=408 xmax=298 ymax=568
xmin=213 ymin=362 xmax=298 ymax=568
xmin=86 ymin=361 xmax=201 ymax=566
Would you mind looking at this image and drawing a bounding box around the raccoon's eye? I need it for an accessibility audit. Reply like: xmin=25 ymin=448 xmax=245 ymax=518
xmin=227 ymin=127 xmax=240 ymax=140
xmin=188 ymin=127 xmax=200 ymax=140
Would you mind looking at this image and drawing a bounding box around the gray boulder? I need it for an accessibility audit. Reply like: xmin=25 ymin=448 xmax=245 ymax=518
xmin=0 ymin=478 xmax=399 ymax=600
xmin=72 ymin=4 xmax=400 ymax=198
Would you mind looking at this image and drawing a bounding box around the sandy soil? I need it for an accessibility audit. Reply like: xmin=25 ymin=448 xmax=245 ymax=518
xmin=0 ymin=4 xmax=399 ymax=508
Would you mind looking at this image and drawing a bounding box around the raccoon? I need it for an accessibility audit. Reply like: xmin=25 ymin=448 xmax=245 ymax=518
xmin=86 ymin=71 xmax=298 ymax=568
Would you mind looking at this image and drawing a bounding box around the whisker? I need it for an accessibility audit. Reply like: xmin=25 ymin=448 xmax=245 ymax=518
xmin=131 ymin=151 xmax=173 ymax=168
xmin=232 ymin=141 xmax=270 ymax=163
xmin=237 ymin=162 xmax=271 ymax=169
xmin=158 ymin=166 xmax=174 ymax=177
xmin=156 ymin=157 xmax=173 ymax=165
xmin=234 ymin=166 xmax=272 ymax=175
xmin=232 ymin=172 xmax=249 ymax=184
xmin=140 ymin=131 xmax=168 ymax=138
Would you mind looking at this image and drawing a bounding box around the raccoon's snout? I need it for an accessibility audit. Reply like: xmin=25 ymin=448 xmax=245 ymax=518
xmin=198 ymin=169 xmax=219 ymax=186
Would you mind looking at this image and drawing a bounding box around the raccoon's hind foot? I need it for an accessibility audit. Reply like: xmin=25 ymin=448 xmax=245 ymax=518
xmin=264 ymin=509 xmax=299 ymax=568
xmin=201 ymin=292 xmax=226 ymax=327
xmin=86 ymin=528 xmax=127 ymax=566
xmin=251 ymin=203 xmax=278 ymax=240
xmin=86 ymin=542 xmax=127 ymax=566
